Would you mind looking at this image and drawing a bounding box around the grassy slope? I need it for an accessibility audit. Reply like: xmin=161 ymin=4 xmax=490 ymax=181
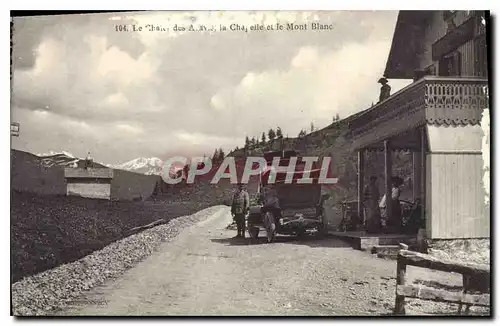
xmin=10 ymin=190 xmax=212 ymax=282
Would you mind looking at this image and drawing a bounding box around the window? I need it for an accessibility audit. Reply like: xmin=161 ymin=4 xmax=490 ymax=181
xmin=438 ymin=51 xmax=462 ymax=77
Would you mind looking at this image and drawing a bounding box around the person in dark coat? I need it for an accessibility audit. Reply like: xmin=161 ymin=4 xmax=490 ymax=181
xmin=378 ymin=77 xmax=391 ymax=103
xmin=231 ymin=183 xmax=249 ymax=238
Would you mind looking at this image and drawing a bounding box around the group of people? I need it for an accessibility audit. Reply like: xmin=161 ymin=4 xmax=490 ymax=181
xmin=230 ymin=183 xmax=281 ymax=240
xmin=363 ymin=175 xmax=405 ymax=233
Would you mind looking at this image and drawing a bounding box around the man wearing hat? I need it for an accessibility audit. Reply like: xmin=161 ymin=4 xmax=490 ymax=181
xmin=378 ymin=77 xmax=391 ymax=103
xmin=231 ymin=182 xmax=250 ymax=238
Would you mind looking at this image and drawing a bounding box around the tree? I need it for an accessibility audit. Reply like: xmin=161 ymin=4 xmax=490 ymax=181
xmin=245 ymin=136 xmax=250 ymax=148
xmin=251 ymin=136 xmax=257 ymax=147
xmin=276 ymin=127 xmax=283 ymax=138
xmin=268 ymin=128 xmax=276 ymax=141
xmin=212 ymin=148 xmax=219 ymax=163
xmin=261 ymin=132 xmax=266 ymax=144
xmin=310 ymin=122 xmax=315 ymax=133
xmin=217 ymin=148 xmax=225 ymax=162
xmin=335 ymin=113 xmax=340 ymax=121
xmin=298 ymin=129 xmax=307 ymax=138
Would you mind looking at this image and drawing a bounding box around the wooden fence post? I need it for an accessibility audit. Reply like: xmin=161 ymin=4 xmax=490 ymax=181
xmin=458 ymin=274 xmax=471 ymax=315
xmin=394 ymin=246 xmax=407 ymax=315
xmin=393 ymin=249 xmax=490 ymax=315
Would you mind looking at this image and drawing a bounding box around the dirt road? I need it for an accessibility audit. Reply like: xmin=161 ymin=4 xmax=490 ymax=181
xmin=57 ymin=206 xmax=464 ymax=316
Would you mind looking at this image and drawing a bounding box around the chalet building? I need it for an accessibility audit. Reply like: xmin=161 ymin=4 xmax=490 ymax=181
xmin=348 ymin=11 xmax=489 ymax=240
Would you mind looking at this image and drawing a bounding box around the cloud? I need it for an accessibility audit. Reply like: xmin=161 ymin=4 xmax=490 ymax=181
xmin=11 ymin=11 xmax=407 ymax=164
xmin=209 ymin=36 xmax=412 ymax=139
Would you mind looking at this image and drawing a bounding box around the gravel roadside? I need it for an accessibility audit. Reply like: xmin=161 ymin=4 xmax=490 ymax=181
xmin=12 ymin=204 xmax=490 ymax=316
xmin=11 ymin=205 xmax=224 ymax=316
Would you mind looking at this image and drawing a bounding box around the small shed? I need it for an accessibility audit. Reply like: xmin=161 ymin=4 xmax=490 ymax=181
xmin=64 ymin=167 xmax=160 ymax=201
xmin=65 ymin=168 xmax=114 ymax=199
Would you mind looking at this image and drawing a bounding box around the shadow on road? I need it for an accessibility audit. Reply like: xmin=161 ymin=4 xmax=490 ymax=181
xmin=210 ymin=234 xmax=352 ymax=249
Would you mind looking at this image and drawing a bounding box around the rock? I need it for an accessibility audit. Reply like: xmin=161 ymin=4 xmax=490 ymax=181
xmin=353 ymin=281 xmax=367 ymax=285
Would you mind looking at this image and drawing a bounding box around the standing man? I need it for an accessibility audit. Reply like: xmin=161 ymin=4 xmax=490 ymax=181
xmin=231 ymin=183 xmax=249 ymax=238
xmin=84 ymin=151 xmax=93 ymax=170
xmin=363 ymin=176 xmax=380 ymax=233
xmin=378 ymin=77 xmax=391 ymax=103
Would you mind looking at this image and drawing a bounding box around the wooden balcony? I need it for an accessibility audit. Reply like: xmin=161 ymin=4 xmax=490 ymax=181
xmin=348 ymin=77 xmax=488 ymax=151
xmin=432 ymin=13 xmax=486 ymax=61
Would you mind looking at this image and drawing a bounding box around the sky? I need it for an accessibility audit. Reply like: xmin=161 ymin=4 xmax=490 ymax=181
xmin=11 ymin=11 xmax=412 ymax=165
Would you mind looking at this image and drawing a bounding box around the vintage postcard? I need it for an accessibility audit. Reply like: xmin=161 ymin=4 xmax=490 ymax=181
xmin=10 ymin=10 xmax=490 ymax=317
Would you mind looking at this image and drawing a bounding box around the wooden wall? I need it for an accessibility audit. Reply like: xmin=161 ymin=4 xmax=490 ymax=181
xmin=426 ymin=153 xmax=488 ymax=239
xmin=67 ymin=183 xmax=111 ymax=200
xmin=425 ymin=124 xmax=489 ymax=239
xmin=418 ymin=11 xmax=486 ymax=77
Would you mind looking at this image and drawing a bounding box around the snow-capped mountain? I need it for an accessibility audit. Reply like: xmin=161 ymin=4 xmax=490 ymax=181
xmin=35 ymin=151 xmax=107 ymax=168
xmin=111 ymin=157 xmax=164 ymax=175
xmin=36 ymin=151 xmax=80 ymax=168
xmin=34 ymin=151 xmax=166 ymax=175
xmin=37 ymin=151 xmax=76 ymax=159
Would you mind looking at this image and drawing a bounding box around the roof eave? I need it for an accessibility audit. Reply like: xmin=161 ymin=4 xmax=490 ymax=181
xmin=384 ymin=11 xmax=432 ymax=79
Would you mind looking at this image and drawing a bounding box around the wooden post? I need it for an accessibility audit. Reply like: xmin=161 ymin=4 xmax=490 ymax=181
xmin=412 ymin=151 xmax=421 ymax=202
xmin=394 ymin=246 xmax=407 ymax=315
xmin=458 ymin=274 xmax=472 ymax=315
xmin=358 ymin=150 xmax=365 ymax=225
xmin=384 ymin=140 xmax=393 ymax=226
xmin=420 ymin=127 xmax=427 ymax=235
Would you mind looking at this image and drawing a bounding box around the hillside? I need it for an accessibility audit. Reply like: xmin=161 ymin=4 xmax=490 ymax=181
xmin=150 ymin=112 xmax=414 ymax=227
xmin=10 ymin=189 xmax=217 ymax=282
xmin=226 ymin=117 xmax=413 ymax=219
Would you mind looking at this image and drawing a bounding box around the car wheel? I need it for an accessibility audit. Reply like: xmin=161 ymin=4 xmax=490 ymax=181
xmin=316 ymin=224 xmax=328 ymax=238
xmin=296 ymin=229 xmax=307 ymax=238
xmin=248 ymin=226 xmax=259 ymax=239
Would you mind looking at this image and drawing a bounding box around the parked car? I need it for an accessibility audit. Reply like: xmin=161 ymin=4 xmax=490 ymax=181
xmin=246 ymin=150 xmax=330 ymax=241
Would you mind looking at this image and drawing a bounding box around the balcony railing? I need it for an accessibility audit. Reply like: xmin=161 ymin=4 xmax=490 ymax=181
xmin=425 ymin=77 xmax=488 ymax=125
xmin=349 ymin=77 xmax=488 ymax=149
